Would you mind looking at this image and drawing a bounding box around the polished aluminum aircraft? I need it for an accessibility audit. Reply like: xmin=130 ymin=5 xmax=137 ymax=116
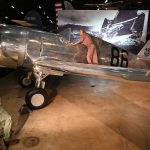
xmin=0 ymin=24 xmax=149 ymax=110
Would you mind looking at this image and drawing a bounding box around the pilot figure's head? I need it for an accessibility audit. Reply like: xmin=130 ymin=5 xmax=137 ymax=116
xmin=79 ymin=29 xmax=86 ymax=36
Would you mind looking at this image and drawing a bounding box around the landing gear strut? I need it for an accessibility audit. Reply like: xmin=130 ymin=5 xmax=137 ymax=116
xmin=19 ymin=66 xmax=56 ymax=110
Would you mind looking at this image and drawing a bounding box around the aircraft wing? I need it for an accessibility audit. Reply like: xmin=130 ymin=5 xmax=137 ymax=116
xmin=35 ymin=57 xmax=150 ymax=82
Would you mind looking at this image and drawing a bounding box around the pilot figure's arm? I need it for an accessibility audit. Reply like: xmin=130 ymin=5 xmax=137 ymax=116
xmin=69 ymin=35 xmax=84 ymax=46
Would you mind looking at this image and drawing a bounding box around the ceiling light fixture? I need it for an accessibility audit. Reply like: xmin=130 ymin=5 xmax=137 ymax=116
xmin=11 ymin=5 xmax=15 ymax=9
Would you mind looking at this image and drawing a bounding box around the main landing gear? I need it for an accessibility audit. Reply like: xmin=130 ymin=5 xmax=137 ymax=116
xmin=19 ymin=67 xmax=55 ymax=110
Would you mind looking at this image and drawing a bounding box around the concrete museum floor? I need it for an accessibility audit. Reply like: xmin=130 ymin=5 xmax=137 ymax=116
xmin=0 ymin=70 xmax=150 ymax=150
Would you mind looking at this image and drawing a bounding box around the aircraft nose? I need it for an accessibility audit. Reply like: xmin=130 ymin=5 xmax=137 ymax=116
xmin=0 ymin=39 xmax=19 ymax=68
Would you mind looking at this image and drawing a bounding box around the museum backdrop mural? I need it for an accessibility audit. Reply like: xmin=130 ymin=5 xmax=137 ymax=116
xmin=58 ymin=10 xmax=149 ymax=54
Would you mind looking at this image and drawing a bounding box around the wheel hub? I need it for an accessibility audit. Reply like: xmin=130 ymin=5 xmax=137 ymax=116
xmin=31 ymin=94 xmax=45 ymax=106
xmin=22 ymin=78 xmax=32 ymax=86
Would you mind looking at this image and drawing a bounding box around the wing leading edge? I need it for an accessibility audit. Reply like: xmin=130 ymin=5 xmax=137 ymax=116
xmin=35 ymin=57 xmax=150 ymax=82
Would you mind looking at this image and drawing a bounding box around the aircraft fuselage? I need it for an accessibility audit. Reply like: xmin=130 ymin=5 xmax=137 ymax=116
xmin=0 ymin=24 xmax=149 ymax=71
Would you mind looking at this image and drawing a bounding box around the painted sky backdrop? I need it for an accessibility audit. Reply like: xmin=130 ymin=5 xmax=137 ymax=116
xmin=58 ymin=10 xmax=149 ymax=54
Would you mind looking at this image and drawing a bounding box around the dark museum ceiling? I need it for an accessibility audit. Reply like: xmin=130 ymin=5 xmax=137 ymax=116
xmin=0 ymin=0 xmax=56 ymax=31
xmin=0 ymin=0 xmax=149 ymax=32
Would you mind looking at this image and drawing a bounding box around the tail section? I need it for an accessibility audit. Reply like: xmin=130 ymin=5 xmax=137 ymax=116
xmin=138 ymin=39 xmax=150 ymax=77
xmin=138 ymin=39 xmax=150 ymax=60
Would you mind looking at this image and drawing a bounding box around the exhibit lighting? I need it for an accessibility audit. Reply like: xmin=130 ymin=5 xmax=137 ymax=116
xmin=43 ymin=42 xmax=57 ymax=46
xmin=11 ymin=5 xmax=15 ymax=9
xmin=39 ymin=6 xmax=42 ymax=9
xmin=47 ymin=16 xmax=49 ymax=19
xmin=43 ymin=12 xmax=46 ymax=15
xmin=29 ymin=39 xmax=40 ymax=44
xmin=50 ymin=20 xmax=53 ymax=23
xmin=1 ymin=24 xmax=6 ymax=26
xmin=4 ymin=31 xmax=11 ymax=34
xmin=21 ymin=11 xmax=24 ymax=15
xmin=5 ymin=16 xmax=8 ymax=19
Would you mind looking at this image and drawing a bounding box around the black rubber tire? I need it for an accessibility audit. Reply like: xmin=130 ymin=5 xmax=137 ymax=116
xmin=25 ymin=88 xmax=52 ymax=110
xmin=19 ymin=74 xmax=34 ymax=87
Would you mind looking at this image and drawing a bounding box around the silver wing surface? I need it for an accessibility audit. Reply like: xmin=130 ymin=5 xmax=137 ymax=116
xmin=35 ymin=57 xmax=150 ymax=82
